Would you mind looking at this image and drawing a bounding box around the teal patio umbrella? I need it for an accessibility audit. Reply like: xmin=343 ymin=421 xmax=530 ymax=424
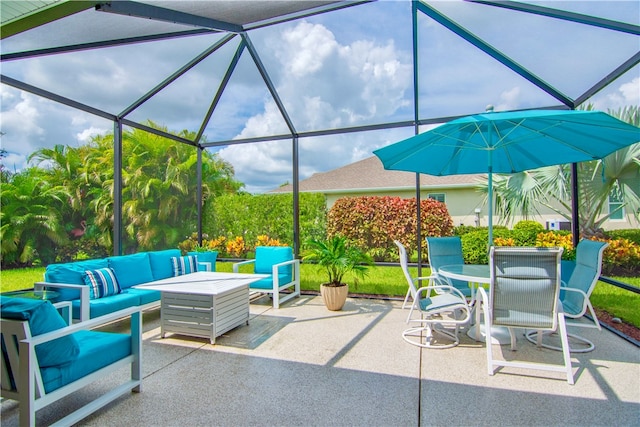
xmin=373 ymin=109 xmax=639 ymax=244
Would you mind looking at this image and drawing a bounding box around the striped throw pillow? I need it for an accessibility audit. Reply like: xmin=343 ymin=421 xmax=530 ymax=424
xmin=83 ymin=267 xmax=122 ymax=299
xmin=171 ymin=255 xmax=198 ymax=276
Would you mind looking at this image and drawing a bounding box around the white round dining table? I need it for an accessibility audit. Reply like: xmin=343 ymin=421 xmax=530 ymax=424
xmin=438 ymin=264 xmax=511 ymax=345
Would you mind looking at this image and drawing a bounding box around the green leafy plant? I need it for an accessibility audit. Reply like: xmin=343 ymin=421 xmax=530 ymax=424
xmin=302 ymin=235 xmax=373 ymax=287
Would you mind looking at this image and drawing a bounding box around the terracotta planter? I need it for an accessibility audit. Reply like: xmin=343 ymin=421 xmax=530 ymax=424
xmin=321 ymin=283 xmax=348 ymax=311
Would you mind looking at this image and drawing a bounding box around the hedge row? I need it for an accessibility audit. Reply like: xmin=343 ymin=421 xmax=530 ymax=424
xmin=461 ymin=222 xmax=640 ymax=276
xmin=327 ymin=196 xmax=453 ymax=261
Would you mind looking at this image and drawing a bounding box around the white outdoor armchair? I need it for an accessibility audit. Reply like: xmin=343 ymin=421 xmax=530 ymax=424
xmin=395 ymin=241 xmax=471 ymax=349
xmin=526 ymin=239 xmax=609 ymax=353
xmin=480 ymin=246 xmax=574 ymax=384
xmin=1 ymin=298 xmax=142 ymax=426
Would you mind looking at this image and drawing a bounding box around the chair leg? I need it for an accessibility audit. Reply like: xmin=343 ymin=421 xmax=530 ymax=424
xmin=508 ymin=327 xmax=517 ymax=351
xmin=402 ymin=287 xmax=412 ymax=309
xmin=484 ymin=303 xmax=496 ymax=376
xmin=525 ymin=329 xmax=595 ymax=353
xmin=557 ymin=314 xmax=575 ymax=385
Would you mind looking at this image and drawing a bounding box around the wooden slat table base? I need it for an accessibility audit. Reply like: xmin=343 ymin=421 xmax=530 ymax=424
xmin=160 ymin=285 xmax=249 ymax=344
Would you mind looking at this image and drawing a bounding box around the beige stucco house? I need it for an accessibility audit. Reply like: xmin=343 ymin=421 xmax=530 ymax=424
xmin=273 ymin=156 xmax=638 ymax=231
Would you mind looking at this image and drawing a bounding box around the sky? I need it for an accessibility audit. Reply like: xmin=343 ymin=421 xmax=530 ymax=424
xmin=1 ymin=0 xmax=639 ymax=193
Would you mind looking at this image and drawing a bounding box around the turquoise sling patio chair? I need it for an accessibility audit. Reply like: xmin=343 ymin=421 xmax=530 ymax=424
xmin=479 ymin=246 xmax=574 ymax=384
xmin=526 ymin=239 xmax=609 ymax=353
xmin=426 ymin=237 xmax=473 ymax=300
xmin=233 ymin=246 xmax=300 ymax=309
xmin=395 ymin=240 xmax=434 ymax=309
xmin=395 ymin=240 xmax=471 ymax=349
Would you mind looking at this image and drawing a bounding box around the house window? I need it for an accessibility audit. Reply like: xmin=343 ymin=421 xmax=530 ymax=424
xmin=428 ymin=193 xmax=445 ymax=203
xmin=609 ymin=186 xmax=624 ymax=220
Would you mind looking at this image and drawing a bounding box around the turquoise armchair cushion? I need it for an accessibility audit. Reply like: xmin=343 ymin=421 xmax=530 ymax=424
xmin=255 ymin=247 xmax=293 ymax=276
xmin=40 ymin=329 xmax=131 ymax=393
xmin=250 ymin=273 xmax=292 ymax=290
xmin=188 ymin=251 xmax=217 ymax=271
xmin=108 ymin=253 xmax=154 ymax=289
xmin=44 ymin=259 xmax=109 ymax=301
xmin=0 ymin=297 xmax=80 ymax=368
xmin=148 ymin=249 xmax=182 ymax=280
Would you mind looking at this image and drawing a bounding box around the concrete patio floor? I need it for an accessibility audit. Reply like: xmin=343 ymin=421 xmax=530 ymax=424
xmin=2 ymin=295 xmax=639 ymax=426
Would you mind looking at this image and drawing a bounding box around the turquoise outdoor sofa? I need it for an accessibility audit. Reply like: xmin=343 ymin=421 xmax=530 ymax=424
xmin=35 ymin=249 xmax=217 ymax=322
xmin=0 ymin=297 xmax=142 ymax=426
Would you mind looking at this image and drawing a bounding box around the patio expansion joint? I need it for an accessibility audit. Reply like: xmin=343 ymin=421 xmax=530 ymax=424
xmin=142 ymin=342 xmax=208 ymax=380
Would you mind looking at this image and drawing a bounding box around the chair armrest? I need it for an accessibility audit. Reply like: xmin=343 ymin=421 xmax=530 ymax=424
xmin=559 ymin=286 xmax=590 ymax=313
xmin=415 ymin=283 xmax=468 ymax=302
xmin=35 ymin=281 xmax=91 ymax=322
xmin=198 ymin=261 xmax=212 ymax=272
xmin=53 ymin=301 xmax=72 ymax=325
xmin=272 ymin=259 xmax=300 ymax=274
xmin=23 ymin=306 xmax=142 ymax=346
xmin=233 ymin=259 xmax=255 ymax=273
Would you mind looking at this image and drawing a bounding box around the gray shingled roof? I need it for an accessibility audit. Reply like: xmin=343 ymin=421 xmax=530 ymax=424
xmin=272 ymin=156 xmax=484 ymax=193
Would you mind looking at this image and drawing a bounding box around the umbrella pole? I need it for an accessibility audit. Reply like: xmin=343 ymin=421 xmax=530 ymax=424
xmin=488 ymin=167 xmax=493 ymax=247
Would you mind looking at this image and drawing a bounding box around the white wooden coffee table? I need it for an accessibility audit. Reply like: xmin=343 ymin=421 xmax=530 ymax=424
xmin=134 ymin=272 xmax=268 ymax=344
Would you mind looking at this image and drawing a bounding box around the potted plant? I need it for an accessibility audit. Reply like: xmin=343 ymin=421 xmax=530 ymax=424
xmin=302 ymin=235 xmax=373 ymax=311
xmin=178 ymin=233 xmax=219 ymax=271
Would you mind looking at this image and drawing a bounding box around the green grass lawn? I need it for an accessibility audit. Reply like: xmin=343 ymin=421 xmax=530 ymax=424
xmin=2 ymin=263 xmax=639 ymax=327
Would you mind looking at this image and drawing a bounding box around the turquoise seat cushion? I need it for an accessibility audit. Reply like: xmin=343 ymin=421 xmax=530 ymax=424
xmin=44 ymin=259 xmax=109 ymax=301
xmin=83 ymin=267 xmax=122 ymax=299
xmin=254 ymin=247 xmax=293 ymax=283
xmin=125 ymin=288 xmax=161 ymax=305
xmin=250 ymin=273 xmax=291 ymax=290
xmin=0 ymin=297 xmax=80 ymax=368
xmin=148 ymin=249 xmax=182 ymax=280
xmin=188 ymin=251 xmax=217 ymax=272
xmin=108 ymin=253 xmax=154 ymax=289
xmin=40 ymin=330 xmax=131 ymax=393
xmin=71 ymin=292 xmax=140 ymax=319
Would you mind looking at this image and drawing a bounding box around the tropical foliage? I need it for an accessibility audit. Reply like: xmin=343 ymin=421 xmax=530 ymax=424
xmin=484 ymin=106 xmax=640 ymax=237
xmin=206 ymin=192 xmax=326 ymax=247
xmin=0 ymin=168 xmax=69 ymax=265
xmin=302 ymin=235 xmax=373 ymax=286
xmin=1 ymin=121 xmax=242 ymax=267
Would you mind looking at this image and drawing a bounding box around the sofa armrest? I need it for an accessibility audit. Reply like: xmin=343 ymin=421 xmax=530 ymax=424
xmin=35 ymin=281 xmax=90 ymax=322
xmin=233 ymin=259 xmax=255 ymax=273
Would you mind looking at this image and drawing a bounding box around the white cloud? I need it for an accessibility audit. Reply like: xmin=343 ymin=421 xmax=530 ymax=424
xmin=278 ymin=21 xmax=338 ymax=78
xmin=613 ymin=77 xmax=640 ymax=106
xmin=495 ymin=87 xmax=522 ymax=112
xmin=76 ymin=126 xmax=108 ymax=144
xmin=220 ymin=21 xmax=413 ymax=192
xmin=589 ymin=75 xmax=640 ymax=111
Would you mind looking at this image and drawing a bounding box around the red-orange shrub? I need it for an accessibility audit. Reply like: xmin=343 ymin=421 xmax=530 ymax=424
xmin=327 ymin=196 xmax=453 ymax=261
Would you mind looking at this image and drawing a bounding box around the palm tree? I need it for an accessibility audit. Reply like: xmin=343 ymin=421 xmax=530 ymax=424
xmin=0 ymin=169 xmax=69 ymax=265
xmin=486 ymin=106 xmax=640 ymax=237
xmin=85 ymin=121 xmax=242 ymax=252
